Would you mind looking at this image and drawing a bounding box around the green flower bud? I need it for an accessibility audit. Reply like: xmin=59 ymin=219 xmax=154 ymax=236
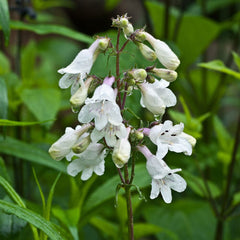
xmin=72 ymin=135 xmax=91 ymax=154
xmin=134 ymin=31 xmax=146 ymax=42
xmin=70 ymin=77 xmax=94 ymax=108
xmin=137 ymin=43 xmax=157 ymax=61
xmin=151 ymin=68 xmax=177 ymax=82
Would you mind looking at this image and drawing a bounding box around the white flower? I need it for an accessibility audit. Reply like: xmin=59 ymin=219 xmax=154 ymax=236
xmin=149 ymin=120 xmax=195 ymax=158
xmin=136 ymin=145 xmax=186 ymax=203
xmin=145 ymin=32 xmax=180 ymax=70
xmin=58 ymin=38 xmax=109 ymax=95
xmin=91 ymin=122 xmax=127 ymax=147
xmin=48 ymin=124 xmax=91 ymax=161
xmin=112 ymin=127 xmax=131 ymax=168
xmin=139 ymin=79 xmax=176 ymax=115
xmin=67 ymin=143 xmax=106 ymax=181
xmin=78 ymin=83 xmax=122 ymax=130
xmin=150 ymin=173 xmax=187 ymax=203
xmin=58 ymin=39 xmax=100 ymax=95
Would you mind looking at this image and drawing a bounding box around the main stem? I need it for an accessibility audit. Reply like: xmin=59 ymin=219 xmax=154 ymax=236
xmin=115 ymin=28 xmax=134 ymax=239
xmin=124 ymin=165 xmax=134 ymax=240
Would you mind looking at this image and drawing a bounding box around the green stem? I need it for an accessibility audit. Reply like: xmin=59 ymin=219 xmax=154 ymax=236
xmin=125 ymin=185 xmax=134 ymax=240
xmin=214 ymin=114 xmax=240 ymax=240
xmin=163 ymin=0 xmax=171 ymax=40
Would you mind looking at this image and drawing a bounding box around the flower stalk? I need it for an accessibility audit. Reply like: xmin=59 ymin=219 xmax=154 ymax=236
xmin=49 ymin=14 xmax=195 ymax=240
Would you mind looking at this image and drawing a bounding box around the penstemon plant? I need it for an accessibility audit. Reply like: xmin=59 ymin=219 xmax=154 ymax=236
xmin=48 ymin=14 xmax=196 ymax=240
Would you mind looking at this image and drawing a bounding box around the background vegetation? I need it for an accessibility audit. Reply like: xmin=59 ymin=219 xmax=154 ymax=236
xmin=0 ymin=0 xmax=240 ymax=239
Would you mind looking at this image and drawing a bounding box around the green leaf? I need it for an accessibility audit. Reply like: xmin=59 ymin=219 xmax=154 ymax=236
xmin=232 ymin=51 xmax=240 ymax=71
xmin=9 ymin=20 xmax=93 ymax=44
xmin=0 ymin=200 xmax=71 ymax=240
xmin=213 ymin=116 xmax=233 ymax=152
xmin=144 ymin=1 xmax=177 ymax=39
xmin=199 ymin=60 xmax=240 ymax=79
xmin=0 ymin=157 xmax=10 ymax=181
xmin=0 ymin=176 xmax=39 ymax=240
xmin=0 ymin=135 xmax=66 ymax=173
xmin=177 ymin=15 xmax=220 ymax=69
xmin=83 ymin=163 xmax=150 ymax=213
xmin=233 ymin=192 xmax=240 ymax=206
xmin=21 ymin=40 xmax=37 ymax=84
xmin=0 ymin=119 xmax=53 ymax=126
xmin=0 ymin=175 xmax=26 ymax=208
xmin=89 ymin=216 xmax=119 ymax=239
xmin=0 ymin=77 xmax=8 ymax=119
xmin=19 ymin=88 xmax=61 ymax=126
xmin=183 ymin=171 xmax=221 ymax=198
xmin=45 ymin=173 xmax=61 ymax=221
xmin=0 ymin=52 xmax=10 ymax=74
xmin=105 ymin=0 xmax=121 ymax=11
xmin=143 ymin=199 xmax=216 ymax=240
xmin=134 ymin=223 xmax=163 ymax=239
xmin=0 ymin=0 xmax=10 ymax=45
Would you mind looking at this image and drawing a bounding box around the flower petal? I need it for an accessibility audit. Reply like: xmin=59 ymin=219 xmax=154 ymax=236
xmin=93 ymin=160 xmax=105 ymax=176
xmin=67 ymin=158 xmax=83 ymax=177
xmin=150 ymin=179 xmax=160 ymax=199
xmin=160 ymin=182 xmax=172 ymax=203
xmin=81 ymin=168 xmax=93 ymax=181
xmin=165 ymin=174 xmax=187 ymax=192
xmin=59 ymin=73 xmax=77 ymax=89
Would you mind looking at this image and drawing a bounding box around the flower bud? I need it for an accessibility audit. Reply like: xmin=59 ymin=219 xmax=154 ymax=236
xmin=70 ymin=77 xmax=93 ymax=108
xmin=134 ymin=31 xmax=146 ymax=42
xmin=112 ymin=127 xmax=131 ymax=168
xmin=122 ymin=23 xmax=134 ymax=38
xmin=119 ymin=17 xmax=129 ymax=27
xmin=131 ymin=129 xmax=144 ymax=141
xmin=137 ymin=43 xmax=157 ymax=61
xmin=151 ymin=68 xmax=177 ymax=82
xmin=72 ymin=135 xmax=91 ymax=154
xmin=146 ymin=75 xmax=155 ymax=83
xmin=145 ymin=32 xmax=180 ymax=70
xmin=48 ymin=124 xmax=92 ymax=161
xmin=98 ymin=38 xmax=110 ymax=51
xmin=128 ymin=69 xmax=147 ymax=82
xmin=112 ymin=138 xmax=131 ymax=168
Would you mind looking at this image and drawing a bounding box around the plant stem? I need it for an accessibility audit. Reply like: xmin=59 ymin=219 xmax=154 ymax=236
xmin=214 ymin=114 xmax=240 ymax=240
xmin=116 ymin=28 xmax=121 ymax=106
xmin=125 ymin=185 xmax=134 ymax=240
xmin=124 ymin=165 xmax=134 ymax=240
xmin=163 ymin=0 xmax=171 ymax=39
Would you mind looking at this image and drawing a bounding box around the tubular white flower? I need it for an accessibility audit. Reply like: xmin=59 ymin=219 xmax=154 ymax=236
xmin=137 ymin=146 xmax=187 ymax=203
xmin=149 ymin=120 xmax=195 ymax=158
xmin=112 ymin=127 xmax=131 ymax=168
xmin=150 ymin=173 xmax=187 ymax=203
xmin=136 ymin=145 xmax=186 ymax=203
xmin=78 ymin=82 xmax=122 ymax=130
xmin=58 ymin=38 xmax=109 ymax=95
xmin=91 ymin=122 xmax=127 ymax=147
xmin=67 ymin=143 xmax=107 ymax=181
xmin=48 ymin=124 xmax=92 ymax=161
xmin=144 ymin=32 xmax=180 ymax=70
xmin=139 ymin=79 xmax=176 ymax=116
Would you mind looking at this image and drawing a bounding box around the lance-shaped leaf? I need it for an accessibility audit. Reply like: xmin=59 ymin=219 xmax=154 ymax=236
xmin=0 ymin=0 xmax=10 ymax=45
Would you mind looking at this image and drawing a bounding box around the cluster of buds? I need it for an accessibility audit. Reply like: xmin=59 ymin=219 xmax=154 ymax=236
xmin=49 ymin=15 xmax=196 ymax=203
